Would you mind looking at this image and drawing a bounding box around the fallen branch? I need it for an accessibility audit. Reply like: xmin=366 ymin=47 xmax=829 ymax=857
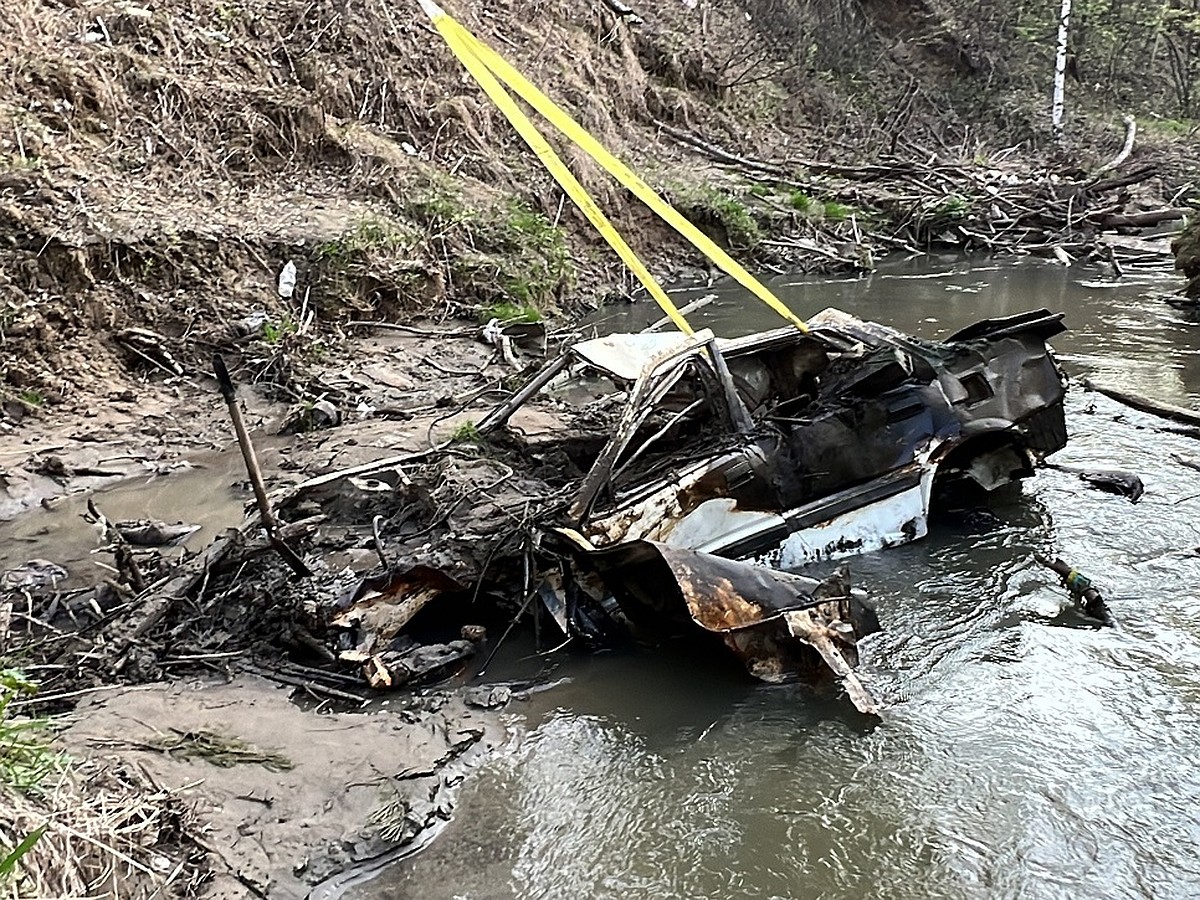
xmin=643 ymin=293 xmax=718 ymax=333
xmin=279 ymin=448 xmax=437 ymax=498
xmin=1083 ymin=378 xmax=1200 ymax=427
xmin=85 ymin=499 xmax=146 ymax=593
xmin=1088 ymin=164 xmax=1157 ymax=193
xmin=98 ymin=529 xmax=241 ymax=660
xmin=652 ymin=119 xmax=786 ymax=177
xmin=213 ymin=353 xmax=311 ymax=578
xmin=1098 ymin=207 xmax=1192 ymax=228
xmin=1094 ymin=114 xmax=1137 ymax=175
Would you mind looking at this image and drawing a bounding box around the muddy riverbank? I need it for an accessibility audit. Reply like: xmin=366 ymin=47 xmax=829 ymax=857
xmin=58 ymin=675 xmax=510 ymax=899
xmin=3 ymin=1 xmax=1199 ymax=893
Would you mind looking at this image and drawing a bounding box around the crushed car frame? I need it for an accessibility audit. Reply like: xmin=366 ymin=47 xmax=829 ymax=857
xmin=328 ymin=307 xmax=1067 ymax=714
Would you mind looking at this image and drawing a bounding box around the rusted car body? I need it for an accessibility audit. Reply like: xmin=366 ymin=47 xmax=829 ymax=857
xmin=474 ymin=307 xmax=1067 ymax=711
xmin=330 ymin=307 xmax=1067 ymax=712
xmin=492 ymin=306 xmax=1066 ymax=560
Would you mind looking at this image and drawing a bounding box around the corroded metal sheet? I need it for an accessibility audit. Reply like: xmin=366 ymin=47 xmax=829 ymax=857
xmin=577 ymin=539 xmax=880 ymax=712
xmin=583 ymin=539 xmax=828 ymax=631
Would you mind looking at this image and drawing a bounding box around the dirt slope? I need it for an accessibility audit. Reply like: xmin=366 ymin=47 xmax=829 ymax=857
xmin=1 ymin=0 xmax=1196 ymax=416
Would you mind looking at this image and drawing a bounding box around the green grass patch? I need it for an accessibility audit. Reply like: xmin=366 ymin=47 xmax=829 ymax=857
xmin=313 ymin=216 xmax=412 ymax=268
xmin=261 ymin=315 xmax=298 ymax=344
xmin=1143 ymin=117 xmax=1197 ymax=137
xmin=665 ymin=182 xmax=766 ymax=249
xmin=789 ymin=191 xmax=813 ymax=212
xmin=0 ymin=825 xmax=46 ymax=882
xmin=450 ymin=421 xmax=481 ymax=443
xmin=1 ymin=670 xmax=61 ymax=794
xmin=0 ymin=671 xmax=57 ymax=889
xmin=823 ymin=201 xmax=852 ymax=222
xmin=451 ymin=198 xmax=574 ymax=315
xmin=706 ymin=192 xmax=761 ymax=247
xmin=480 ymin=301 xmax=541 ymax=324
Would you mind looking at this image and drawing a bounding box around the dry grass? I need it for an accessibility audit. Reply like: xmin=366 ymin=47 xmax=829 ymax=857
xmin=0 ymin=673 xmax=202 ymax=899
xmin=1 ymin=761 xmax=202 ymax=900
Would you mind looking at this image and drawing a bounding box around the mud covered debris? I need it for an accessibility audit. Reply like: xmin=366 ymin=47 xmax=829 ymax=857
xmin=3 ymin=307 xmax=1070 ymax=716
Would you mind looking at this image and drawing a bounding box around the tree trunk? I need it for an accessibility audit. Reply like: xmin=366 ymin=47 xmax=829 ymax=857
xmin=1053 ymin=0 xmax=1073 ymax=142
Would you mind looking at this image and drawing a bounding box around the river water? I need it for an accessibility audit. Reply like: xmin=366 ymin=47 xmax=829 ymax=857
xmin=352 ymin=254 xmax=1200 ymax=900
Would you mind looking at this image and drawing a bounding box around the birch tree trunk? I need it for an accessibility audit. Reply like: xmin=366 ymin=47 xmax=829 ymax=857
xmin=1052 ymin=0 xmax=1072 ymax=142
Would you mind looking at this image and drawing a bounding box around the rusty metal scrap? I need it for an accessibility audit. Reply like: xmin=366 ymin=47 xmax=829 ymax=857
xmin=568 ymin=539 xmax=881 ymax=713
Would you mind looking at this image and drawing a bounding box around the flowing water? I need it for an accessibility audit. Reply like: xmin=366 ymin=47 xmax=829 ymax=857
xmin=351 ymin=254 xmax=1200 ymax=900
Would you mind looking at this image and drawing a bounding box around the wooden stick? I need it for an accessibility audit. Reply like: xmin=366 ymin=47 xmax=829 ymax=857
xmin=1082 ymin=378 xmax=1200 ymax=427
xmin=86 ymin=498 xmax=146 ymax=593
xmin=477 ymin=354 xmax=570 ymax=435
xmin=643 ymin=293 xmax=718 ymax=333
xmin=213 ymin=354 xmax=311 ymax=578
xmin=1097 ymin=207 xmax=1192 ymax=228
xmin=1094 ymin=114 xmax=1137 ymax=175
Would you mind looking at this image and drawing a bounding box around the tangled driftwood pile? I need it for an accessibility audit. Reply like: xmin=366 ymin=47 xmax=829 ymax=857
xmin=656 ymin=120 xmax=1191 ymax=268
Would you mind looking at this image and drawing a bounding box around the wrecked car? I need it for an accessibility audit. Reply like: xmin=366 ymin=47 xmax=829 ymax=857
xmin=326 ymin=307 xmax=1067 ymax=713
xmin=486 ymin=307 xmax=1066 ymax=564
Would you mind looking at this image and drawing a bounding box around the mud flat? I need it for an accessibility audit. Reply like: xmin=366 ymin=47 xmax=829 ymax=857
xmin=53 ymin=676 xmax=509 ymax=899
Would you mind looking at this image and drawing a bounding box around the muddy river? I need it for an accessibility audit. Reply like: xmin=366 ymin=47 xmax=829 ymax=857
xmin=352 ymin=255 xmax=1200 ymax=899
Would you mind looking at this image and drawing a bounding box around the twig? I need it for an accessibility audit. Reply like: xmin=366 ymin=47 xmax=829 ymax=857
xmin=1082 ymin=378 xmax=1200 ymax=427
xmin=245 ymin=667 xmax=367 ymax=705
xmin=643 ymin=293 xmax=718 ymax=332
xmin=86 ymin=498 xmax=146 ymax=593
xmin=371 ymin=514 xmax=389 ymax=568
xmin=11 ymin=683 xmax=155 ymax=709
xmin=281 ymin=448 xmax=437 ymax=497
xmin=345 ymin=320 xmax=475 ymax=338
xmin=421 ymin=354 xmax=491 ymax=377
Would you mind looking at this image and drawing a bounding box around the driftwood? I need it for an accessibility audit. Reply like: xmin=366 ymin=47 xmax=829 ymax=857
xmin=1094 ymin=114 xmax=1137 ymax=175
xmin=1083 ymin=378 xmax=1200 ymax=428
xmin=649 ymin=120 xmax=1173 ymax=264
xmin=643 ymin=293 xmax=718 ymax=333
xmin=1098 ymin=208 xmax=1192 ymax=228
xmin=68 ymin=525 xmax=242 ymax=674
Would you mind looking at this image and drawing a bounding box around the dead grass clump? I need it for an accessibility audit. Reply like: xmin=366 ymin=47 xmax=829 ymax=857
xmin=1 ymin=762 xmax=203 ymax=900
xmin=310 ymin=213 xmax=434 ymax=317
xmin=145 ymin=728 xmax=293 ymax=772
xmin=0 ymin=671 xmax=203 ymax=899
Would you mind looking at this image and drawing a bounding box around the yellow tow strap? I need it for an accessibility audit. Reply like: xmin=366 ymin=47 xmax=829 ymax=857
xmin=419 ymin=0 xmax=807 ymax=334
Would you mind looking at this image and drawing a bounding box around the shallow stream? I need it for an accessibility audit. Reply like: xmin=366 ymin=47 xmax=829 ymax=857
xmin=352 ymin=254 xmax=1200 ymax=899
